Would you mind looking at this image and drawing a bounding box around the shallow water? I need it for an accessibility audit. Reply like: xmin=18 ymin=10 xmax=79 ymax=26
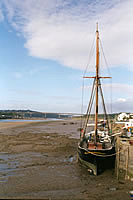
xmin=0 ymin=152 xmax=43 ymax=183
xmin=0 ymin=118 xmax=62 ymax=123
xmin=0 ymin=153 xmax=18 ymax=183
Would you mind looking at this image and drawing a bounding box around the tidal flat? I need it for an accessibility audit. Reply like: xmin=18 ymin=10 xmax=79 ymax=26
xmin=0 ymin=119 xmax=132 ymax=199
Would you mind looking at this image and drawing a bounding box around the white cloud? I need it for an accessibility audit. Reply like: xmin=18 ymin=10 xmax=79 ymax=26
xmin=112 ymin=99 xmax=133 ymax=113
xmin=116 ymin=98 xmax=126 ymax=103
xmin=82 ymin=82 xmax=133 ymax=113
xmin=0 ymin=0 xmax=133 ymax=71
xmin=111 ymin=83 xmax=133 ymax=112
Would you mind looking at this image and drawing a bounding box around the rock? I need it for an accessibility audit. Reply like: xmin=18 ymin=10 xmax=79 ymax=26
xmin=109 ymin=187 xmax=117 ymax=191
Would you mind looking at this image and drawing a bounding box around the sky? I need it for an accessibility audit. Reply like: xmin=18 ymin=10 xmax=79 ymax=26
xmin=0 ymin=0 xmax=132 ymax=114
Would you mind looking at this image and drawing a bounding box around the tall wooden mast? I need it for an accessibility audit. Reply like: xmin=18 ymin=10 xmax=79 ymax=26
xmin=94 ymin=23 xmax=99 ymax=144
xmin=82 ymin=23 xmax=111 ymax=140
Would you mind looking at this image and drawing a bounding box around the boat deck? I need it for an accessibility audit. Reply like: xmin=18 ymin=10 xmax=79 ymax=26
xmin=88 ymin=142 xmax=102 ymax=150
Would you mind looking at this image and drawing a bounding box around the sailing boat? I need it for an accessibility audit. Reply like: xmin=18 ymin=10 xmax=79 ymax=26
xmin=78 ymin=24 xmax=115 ymax=175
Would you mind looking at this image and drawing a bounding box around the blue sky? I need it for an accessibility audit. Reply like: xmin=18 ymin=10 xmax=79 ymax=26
xmin=0 ymin=0 xmax=132 ymax=113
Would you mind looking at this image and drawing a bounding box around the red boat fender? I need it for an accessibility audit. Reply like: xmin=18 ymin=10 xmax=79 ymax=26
xmin=80 ymin=129 xmax=84 ymax=137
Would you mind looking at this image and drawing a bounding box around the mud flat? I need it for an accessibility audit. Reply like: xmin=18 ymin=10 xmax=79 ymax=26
xmin=0 ymin=119 xmax=132 ymax=199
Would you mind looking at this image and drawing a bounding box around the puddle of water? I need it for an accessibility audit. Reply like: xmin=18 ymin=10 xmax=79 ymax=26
xmin=0 ymin=152 xmax=76 ymax=183
xmin=0 ymin=153 xmax=20 ymax=182
xmin=63 ymin=155 xmax=76 ymax=163
xmin=0 ymin=152 xmax=43 ymax=183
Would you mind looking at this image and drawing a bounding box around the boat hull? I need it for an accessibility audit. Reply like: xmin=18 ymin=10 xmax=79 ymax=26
xmin=78 ymin=144 xmax=115 ymax=175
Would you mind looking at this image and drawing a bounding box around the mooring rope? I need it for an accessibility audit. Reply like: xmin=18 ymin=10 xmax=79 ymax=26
xmin=84 ymin=146 xmax=129 ymax=158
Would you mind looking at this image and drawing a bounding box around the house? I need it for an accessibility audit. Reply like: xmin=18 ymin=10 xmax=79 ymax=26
xmin=117 ymin=112 xmax=129 ymax=121
xmin=129 ymin=113 xmax=133 ymax=119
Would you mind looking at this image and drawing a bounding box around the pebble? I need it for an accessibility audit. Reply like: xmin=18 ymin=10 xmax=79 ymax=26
xmin=109 ymin=187 xmax=117 ymax=191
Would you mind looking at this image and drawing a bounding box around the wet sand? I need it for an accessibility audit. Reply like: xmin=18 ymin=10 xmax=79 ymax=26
xmin=0 ymin=119 xmax=132 ymax=199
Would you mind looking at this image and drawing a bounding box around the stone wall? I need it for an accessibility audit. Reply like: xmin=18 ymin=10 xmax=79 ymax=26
xmin=115 ymin=136 xmax=133 ymax=182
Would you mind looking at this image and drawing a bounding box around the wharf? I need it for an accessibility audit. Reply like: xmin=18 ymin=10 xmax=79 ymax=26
xmin=115 ymin=136 xmax=133 ymax=182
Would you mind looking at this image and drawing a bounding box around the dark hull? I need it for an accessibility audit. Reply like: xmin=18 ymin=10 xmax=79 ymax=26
xmin=78 ymin=144 xmax=115 ymax=175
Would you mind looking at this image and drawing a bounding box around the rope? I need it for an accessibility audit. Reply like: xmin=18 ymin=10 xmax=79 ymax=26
xmin=80 ymin=79 xmax=85 ymax=128
xmin=83 ymin=79 xmax=96 ymax=134
xmin=99 ymin=39 xmax=111 ymax=76
xmin=83 ymin=34 xmax=96 ymax=77
xmin=84 ymin=146 xmax=129 ymax=158
xmin=99 ymin=38 xmax=113 ymax=125
xmin=99 ymin=79 xmax=110 ymax=133
xmin=80 ymin=34 xmax=96 ymax=129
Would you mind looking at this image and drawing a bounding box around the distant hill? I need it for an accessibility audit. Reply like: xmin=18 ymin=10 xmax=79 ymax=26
xmin=0 ymin=110 xmax=119 ymax=120
xmin=0 ymin=110 xmax=72 ymax=119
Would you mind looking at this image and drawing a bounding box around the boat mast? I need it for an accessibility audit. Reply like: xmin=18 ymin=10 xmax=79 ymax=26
xmin=82 ymin=23 xmax=111 ymax=141
xmin=94 ymin=23 xmax=99 ymax=144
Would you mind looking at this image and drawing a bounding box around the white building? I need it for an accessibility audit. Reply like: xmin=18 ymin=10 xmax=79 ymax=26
xmin=117 ymin=112 xmax=129 ymax=121
xmin=129 ymin=114 xmax=133 ymax=119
